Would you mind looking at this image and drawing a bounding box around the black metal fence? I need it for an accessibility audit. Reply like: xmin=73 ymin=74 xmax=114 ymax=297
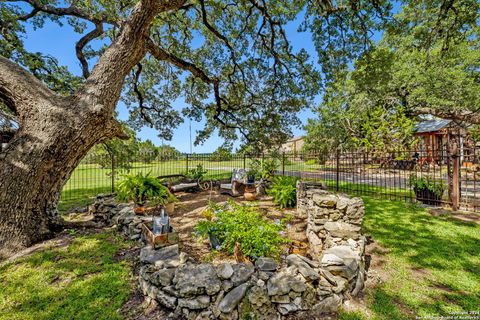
xmin=60 ymin=144 xmax=480 ymax=213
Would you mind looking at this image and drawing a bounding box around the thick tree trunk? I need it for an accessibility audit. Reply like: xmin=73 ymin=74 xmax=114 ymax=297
xmin=0 ymin=0 xmax=186 ymax=258
xmin=0 ymin=96 xmax=119 ymax=258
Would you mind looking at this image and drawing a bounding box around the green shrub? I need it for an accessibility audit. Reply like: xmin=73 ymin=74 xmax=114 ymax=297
xmin=194 ymin=201 xmax=289 ymax=259
xmin=305 ymin=159 xmax=318 ymax=165
xmin=248 ymin=158 xmax=279 ymax=180
xmin=184 ymin=164 xmax=207 ymax=180
xmin=268 ymin=176 xmax=298 ymax=208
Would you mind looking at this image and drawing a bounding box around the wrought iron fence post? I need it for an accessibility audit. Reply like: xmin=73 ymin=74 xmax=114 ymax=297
xmin=335 ymin=149 xmax=340 ymax=192
xmin=186 ymin=153 xmax=189 ymax=172
xmin=282 ymin=152 xmax=286 ymax=176
xmin=111 ymin=152 xmax=115 ymax=194
xmin=243 ymin=154 xmax=246 ymax=170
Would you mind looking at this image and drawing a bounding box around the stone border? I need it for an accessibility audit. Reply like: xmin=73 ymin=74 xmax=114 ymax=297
xmin=93 ymin=183 xmax=367 ymax=319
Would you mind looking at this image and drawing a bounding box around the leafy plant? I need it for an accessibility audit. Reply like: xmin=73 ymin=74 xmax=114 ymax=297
xmin=247 ymin=157 xmax=279 ymax=180
xmin=184 ymin=164 xmax=208 ymax=180
xmin=194 ymin=201 xmax=289 ymax=259
xmin=268 ymin=176 xmax=298 ymax=209
xmin=409 ymin=175 xmax=445 ymax=199
xmin=116 ymin=172 xmax=174 ymax=206
xmin=261 ymin=158 xmax=279 ymax=180
xmin=209 ymin=146 xmax=233 ymax=162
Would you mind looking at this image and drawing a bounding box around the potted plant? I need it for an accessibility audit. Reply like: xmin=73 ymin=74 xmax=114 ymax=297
xmin=117 ymin=172 xmax=172 ymax=214
xmin=409 ymin=175 xmax=445 ymax=205
xmin=164 ymin=192 xmax=178 ymax=215
xmin=195 ymin=204 xmax=225 ymax=249
xmin=246 ymin=169 xmax=257 ymax=184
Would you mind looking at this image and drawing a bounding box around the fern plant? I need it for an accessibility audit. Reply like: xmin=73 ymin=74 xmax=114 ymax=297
xmin=117 ymin=172 xmax=174 ymax=206
xmin=268 ymin=176 xmax=298 ymax=208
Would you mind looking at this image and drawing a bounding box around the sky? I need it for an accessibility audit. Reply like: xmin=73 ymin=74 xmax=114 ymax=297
xmin=20 ymin=8 xmax=320 ymax=152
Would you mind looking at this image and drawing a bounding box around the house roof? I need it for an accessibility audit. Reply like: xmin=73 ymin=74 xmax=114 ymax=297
xmin=414 ymin=119 xmax=452 ymax=133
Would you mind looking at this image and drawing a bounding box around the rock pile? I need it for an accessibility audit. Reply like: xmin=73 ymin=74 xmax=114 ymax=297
xmin=88 ymin=194 xmax=126 ymax=223
xmin=88 ymin=195 xmax=153 ymax=241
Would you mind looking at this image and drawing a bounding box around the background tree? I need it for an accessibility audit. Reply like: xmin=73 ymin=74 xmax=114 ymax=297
xmin=157 ymin=144 xmax=181 ymax=161
xmin=84 ymin=130 xmax=139 ymax=169
xmin=0 ymin=0 xmax=413 ymax=256
xmin=209 ymin=145 xmax=233 ymax=162
xmin=349 ymin=1 xmax=478 ymax=121
xmin=305 ymin=0 xmax=479 ymax=154
xmin=304 ymin=86 xmax=417 ymax=155
xmin=137 ymin=139 xmax=158 ymax=163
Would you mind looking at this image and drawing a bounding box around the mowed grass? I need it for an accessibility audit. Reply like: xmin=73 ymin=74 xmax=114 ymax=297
xmin=339 ymin=197 xmax=480 ymax=320
xmin=0 ymin=231 xmax=133 ymax=320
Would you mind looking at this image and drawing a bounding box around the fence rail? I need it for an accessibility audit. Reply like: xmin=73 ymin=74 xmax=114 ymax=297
xmin=60 ymin=144 xmax=480 ymax=213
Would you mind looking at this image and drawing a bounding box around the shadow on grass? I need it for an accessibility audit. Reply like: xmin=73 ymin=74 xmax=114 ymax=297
xmin=362 ymin=197 xmax=480 ymax=315
xmin=0 ymin=232 xmax=132 ymax=320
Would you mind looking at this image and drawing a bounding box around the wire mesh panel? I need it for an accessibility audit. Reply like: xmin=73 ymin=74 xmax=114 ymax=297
xmin=60 ymin=147 xmax=480 ymax=213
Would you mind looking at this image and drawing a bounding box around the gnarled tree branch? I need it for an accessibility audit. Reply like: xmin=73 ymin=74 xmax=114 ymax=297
xmin=75 ymin=22 xmax=104 ymax=79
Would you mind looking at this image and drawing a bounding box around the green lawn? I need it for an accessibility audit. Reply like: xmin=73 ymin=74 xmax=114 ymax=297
xmin=0 ymin=231 xmax=134 ymax=320
xmin=339 ymin=197 xmax=480 ymax=320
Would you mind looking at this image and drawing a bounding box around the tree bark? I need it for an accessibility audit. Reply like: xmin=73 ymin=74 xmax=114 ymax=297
xmin=0 ymin=92 xmax=123 ymax=258
xmin=0 ymin=0 xmax=186 ymax=258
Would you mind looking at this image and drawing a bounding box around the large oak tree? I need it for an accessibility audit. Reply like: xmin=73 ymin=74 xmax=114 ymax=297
xmin=3 ymin=0 xmax=466 ymax=257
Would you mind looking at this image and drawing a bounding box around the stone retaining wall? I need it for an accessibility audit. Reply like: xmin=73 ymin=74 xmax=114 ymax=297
xmin=129 ymin=182 xmax=367 ymax=319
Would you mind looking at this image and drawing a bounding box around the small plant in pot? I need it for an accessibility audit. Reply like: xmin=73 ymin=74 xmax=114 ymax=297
xmin=409 ymin=174 xmax=445 ymax=205
xmin=246 ymin=169 xmax=257 ymax=184
xmin=117 ymin=172 xmax=173 ymax=214
xmin=164 ymin=192 xmax=178 ymax=215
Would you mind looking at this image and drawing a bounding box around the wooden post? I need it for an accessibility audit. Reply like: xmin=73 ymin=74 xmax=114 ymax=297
xmin=448 ymin=139 xmax=460 ymax=211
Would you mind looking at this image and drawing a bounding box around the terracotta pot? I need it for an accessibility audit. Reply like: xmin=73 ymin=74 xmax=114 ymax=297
xmin=165 ymin=202 xmax=175 ymax=215
xmin=134 ymin=206 xmax=145 ymax=215
xmin=244 ymin=186 xmax=257 ymax=201
xmin=289 ymin=240 xmax=308 ymax=256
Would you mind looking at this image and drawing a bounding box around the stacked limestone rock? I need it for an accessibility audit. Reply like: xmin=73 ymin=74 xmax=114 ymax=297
xmin=138 ymin=244 xmax=364 ymax=319
xmin=88 ymin=194 xmax=125 ymax=223
xmin=88 ymin=195 xmax=154 ymax=241
xmin=297 ymin=180 xmax=367 ymax=297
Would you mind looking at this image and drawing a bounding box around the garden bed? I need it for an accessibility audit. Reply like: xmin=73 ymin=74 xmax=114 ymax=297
xmin=165 ymin=191 xmax=307 ymax=264
xmin=88 ymin=182 xmax=367 ymax=319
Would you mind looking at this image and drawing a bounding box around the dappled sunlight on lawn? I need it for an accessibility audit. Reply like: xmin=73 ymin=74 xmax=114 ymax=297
xmin=347 ymin=197 xmax=480 ymax=319
xmin=0 ymin=232 xmax=133 ymax=320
